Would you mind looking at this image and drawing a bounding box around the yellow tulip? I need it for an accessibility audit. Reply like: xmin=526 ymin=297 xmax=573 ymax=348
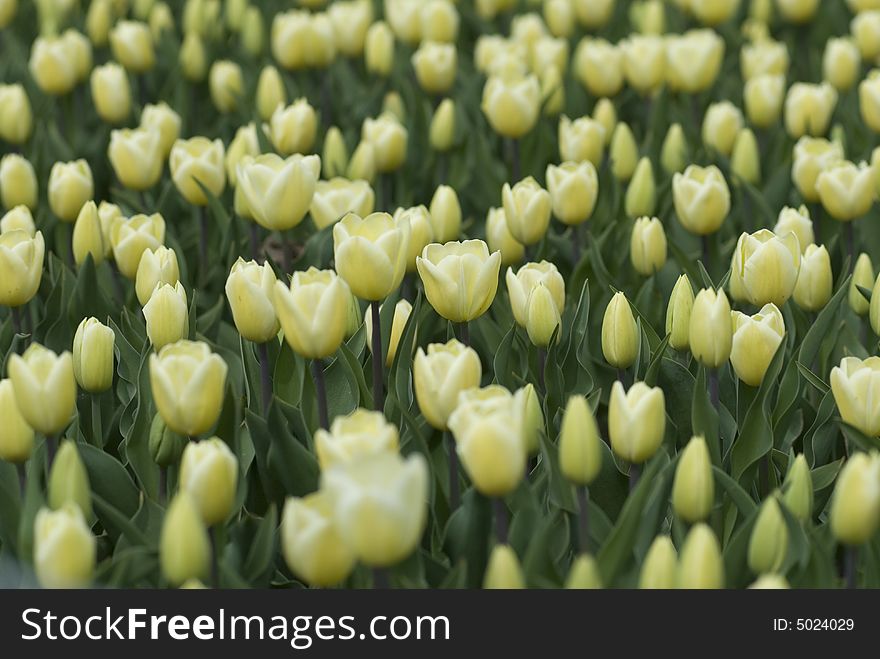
xmin=256 ymin=65 xmax=287 ymax=122
xmin=830 ymin=452 xmax=880 ymax=545
xmin=160 ymin=493 xmax=210 ymax=586
xmin=90 ymin=63 xmax=130 ymax=124
xmin=225 ymin=258 xmax=279 ymax=343
xmin=108 ymin=128 xmax=164 ymax=191
xmin=689 ymin=288 xmax=732 ymax=369
xmin=237 ymin=154 xmax=321 ymax=231
xmin=281 ymin=492 xmax=356 ymax=587
xmin=608 ymin=380 xmax=666 ymax=463
xmin=672 ymin=165 xmax=730 ymax=235
xmin=601 ymin=292 xmax=638 ymax=369
xmin=274 ymin=267 xmax=350 ymax=359
xmin=429 ymin=185 xmax=462 ymax=243
xmin=364 ymin=20 xmax=394 ymax=76
xmin=111 ymin=213 xmax=166 ymax=279
xmin=48 ymin=440 xmax=92 ymax=518
xmin=639 ymin=536 xmax=678 ymax=589
xmin=49 ymin=160 xmax=94 ymax=223
xmin=29 ymin=36 xmax=77 ymax=96
xmin=830 ymin=357 xmax=880 ymax=437
xmin=660 ymin=123 xmax=688 ymax=174
xmin=850 ymin=253 xmax=874 ymax=316
xmin=558 ymin=115 xmax=605 ymax=166
xmin=816 ymin=160 xmax=875 ymax=221
xmin=416 ymin=240 xmax=501 ymax=323
xmin=485 ymin=207 xmax=525 ymax=266
xmin=784 ymin=82 xmax=838 ymax=138
xmin=413 ymin=339 xmax=482 ymax=431
xmin=483 ymin=544 xmax=525 ymax=589
xmin=748 ymin=497 xmax=789 ymax=574
xmin=412 ymin=41 xmax=457 ymax=95
xmin=621 ymin=35 xmax=665 ymax=94
xmin=0 ymin=229 xmax=44 ymax=307
xmin=666 ymin=274 xmax=694 ymax=351
xmin=0 ymin=83 xmax=32 ymax=145
xmin=783 ymin=454 xmax=813 ymax=522
xmin=109 ymin=20 xmax=155 ymax=72
xmin=33 ymin=504 xmax=96 ymax=589
xmin=744 ymin=74 xmax=786 ymax=128
xmin=209 ymin=60 xmax=243 ymax=113
xmin=8 ymin=343 xmax=76 ymax=436
xmin=665 ymin=29 xmax=724 ymax=93
xmin=365 ymin=299 xmax=413 ymax=366
xmin=630 ymin=216 xmax=667 ymax=276
xmin=793 ymin=244 xmax=833 ymax=312
xmin=180 ymin=437 xmax=238 ymax=525
xmin=169 ymin=137 xmax=226 ymax=206
xmin=481 ymin=73 xmax=541 ymax=139
xmin=143 ymin=282 xmax=189 ymax=349
xmin=501 ymin=177 xmax=552 ymax=246
xmin=269 ymin=98 xmax=318 ymax=156
xmin=333 ymin=212 xmax=409 ymax=301
xmin=0 ymin=154 xmax=38 ymax=210
xmin=72 ymin=317 xmax=115 ymax=393
xmin=559 ymin=395 xmax=602 ymax=486
xmin=678 ymin=523 xmax=724 ymax=589
xmin=362 ymin=113 xmax=408 ymax=172
xmin=0 ymin=379 xmax=34 ymax=463
xmin=315 ymin=407 xmax=399 ymax=470
xmin=546 ymin=161 xmax=598 ymax=226
xmin=140 ymin=102 xmax=182 ymax=158
xmin=773 ymin=205 xmax=814 ymax=253
xmin=791 ymin=137 xmax=844 ymax=202
xmin=574 ymin=38 xmax=623 ymax=97
xmin=824 ymin=37 xmax=860 ymax=91
xmin=702 ymin=101 xmax=743 ymax=157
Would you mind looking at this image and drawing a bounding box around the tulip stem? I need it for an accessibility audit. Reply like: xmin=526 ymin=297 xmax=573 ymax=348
xmin=844 ymin=221 xmax=855 ymax=273
xmin=576 ymin=486 xmax=590 ymax=553
xmin=45 ymin=434 xmax=57 ymax=472
xmin=458 ymin=321 xmax=470 ymax=347
xmin=493 ymin=498 xmax=509 ymax=544
xmin=709 ymin=369 xmax=720 ymax=410
xmin=537 ymin=348 xmax=546 ymax=392
xmin=571 ymin=224 xmax=582 ymax=266
xmin=700 ymin=234 xmax=711 ymax=278
xmin=312 ymin=359 xmax=329 ymax=430
xmin=11 ymin=306 xmax=22 ymax=337
xmin=446 ymin=430 xmax=459 ymax=511
xmin=158 ymin=466 xmax=167 ymax=505
xmin=17 ymin=462 xmax=26 ymax=500
xmin=199 ymin=206 xmax=208 ymax=272
xmin=629 ymin=463 xmax=641 ymax=493
xmin=249 ymin=223 xmax=261 ymax=262
xmin=258 ymin=341 xmax=272 ymax=416
xmin=845 ymin=546 xmax=858 ymax=589
xmin=507 ymin=138 xmax=521 ymax=182
xmin=110 ymin=262 xmax=125 ymax=306
xmin=372 ymin=567 xmax=390 ymax=589
xmin=371 ymin=300 xmax=384 ymax=411
xmin=90 ymin=395 xmax=102 ymax=447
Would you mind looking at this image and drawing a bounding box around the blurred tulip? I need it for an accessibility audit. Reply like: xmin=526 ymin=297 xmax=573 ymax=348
xmin=160 ymin=493 xmax=210 ymax=586
xmin=0 ymin=154 xmax=37 ymax=210
xmin=660 ymin=124 xmax=688 ymax=174
xmin=678 ymin=524 xmax=724 ymax=589
xmin=281 ymin=492 xmax=355 ymax=587
xmin=180 ymin=438 xmax=238 ymax=525
xmin=0 ymin=84 xmax=32 ymax=145
xmin=108 ymin=128 xmax=164 ymax=191
xmin=140 ymin=103 xmax=182 ymax=158
xmin=315 ymin=408 xmax=399 ymax=470
xmin=483 ymin=544 xmax=525 ymax=589
xmin=672 ymin=165 xmax=730 ymax=235
xmin=486 ymin=207 xmax=525 ymax=266
xmin=830 ymin=452 xmax=880 ymax=545
xmin=170 ymin=137 xmax=226 ymax=206
xmin=269 ymin=98 xmax=318 ymax=156
xmin=34 ymin=504 xmax=95 ymax=589
xmin=665 ymin=29 xmax=724 ymax=93
xmin=110 ymin=21 xmax=155 ymax=73
xmin=362 ymin=113 xmax=408 ymax=173
xmin=482 ymin=73 xmax=541 ymax=139
xmin=639 ymin=536 xmax=678 ymax=589
xmin=0 ymin=379 xmax=34 ymax=463
xmin=816 ymin=160 xmax=875 ymax=222
xmin=559 ymin=115 xmax=605 ymax=166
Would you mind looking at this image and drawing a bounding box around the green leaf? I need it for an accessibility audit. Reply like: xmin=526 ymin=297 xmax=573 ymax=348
xmin=713 ymin=466 xmax=758 ymax=518
xmin=692 ymin=366 xmax=721 ymax=467
xmin=798 ymin=274 xmax=850 ymax=367
xmin=78 ymin=444 xmax=141 ymax=518
xmin=243 ymin=506 xmax=278 ymax=583
xmin=493 ymin=322 xmax=518 ymax=389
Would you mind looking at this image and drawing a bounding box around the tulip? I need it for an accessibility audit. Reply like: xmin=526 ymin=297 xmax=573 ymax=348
xmin=362 ymin=113 xmax=408 ymax=173
xmin=149 ymin=340 xmax=228 ymax=437
xmin=412 ymin=42 xmax=457 ymax=95
xmin=429 ymin=185 xmax=462 ymax=243
xmin=0 ymin=154 xmax=38 ymax=210
xmin=608 ymin=381 xmax=665 ymax=464
xmin=540 ymin=67 xmax=565 ymax=118
xmin=501 ymin=177 xmax=552 ymax=246
xmin=559 ymin=395 xmax=602 ymax=486
xmin=558 ymin=115 xmax=605 ymax=166
xmin=225 ymin=258 xmax=279 ymax=344
xmin=111 ymin=213 xmax=166 ymax=279
xmin=237 ymin=154 xmax=321 ymax=231
xmin=48 ymin=440 xmax=92 ymax=518
xmin=672 ymin=165 xmax=730 ymax=235
xmin=793 ymin=245 xmax=833 ymax=312
xmin=310 ymin=178 xmax=375 ymax=231
xmin=417 ymin=240 xmax=502 ymax=323
xmin=850 ymin=253 xmax=874 ymax=316
xmin=506 ymin=261 xmax=565 ymax=328
xmin=0 ymin=379 xmax=34 ymax=463
xmin=482 ymin=73 xmax=541 ymax=139
xmin=170 ymin=137 xmax=226 ymax=206
xmin=609 ymin=124 xmax=638 ymax=181
xmin=179 ymin=32 xmax=207 ymax=81
xmin=160 ymin=493 xmax=210 ymax=586
xmin=730 ymin=229 xmax=802 ymax=307
xmin=773 ymin=206 xmax=814 ymax=253
xmin=637 ymin=536 xmax=678 ymax=589
xmin=702 ymin=101 xmax=743 ymax=157
xmin=816 ymin=161 xmax=875 ymax=222
xmin=624 ymin=157 xmax=657 ymax=220
xmin=448 ymin=386 xmax=526 ymax=497
xmin=110 ymin=20 xmax=155 ymax=73
xmin=135 ymin=245 xmax=180 ymax=307
xmin=545 ymin=162 xmax=598 ymax=227
xmin=365 ymin=299 xmax=413 ymax=367
xmin=630 ymin=217 xmax=667 ymax=276
xmin=574 ymin=38 xmax=623 ymax=98
xmin=1 ymin=206 xmax=35 ymax=236
xmin=33 ymin=504 xmax=96 ymax=589
xmin=777 ymin=0 xmax=819 ymax=22
xmin=108 ymin=128 xmax=164 ymax=191
xmin=678 ymin=524 xmax=724 ymax=589
xmin=322 ymin=127 xmax=349 ymax=179
xmin=852 ymin=11 xmax=880 ymax=61
xmin=140 ymin=103 xmax=182 ymax=158
xmin=729 ymin=304 xmax=785 ymax=387
xmin=824 ymin=38 xmax=860 ymax=91
xmin=72 ymin=317 xmax=115 ymax=393
xmin=660 ymin=124 xmax=688 ymax=175
xmin=690 ymin=288 xmax=732 ymax=369
xmin=322 ymin=452 xmax=428 ymax=567
xmin=830 ymin=452 xmax=880 ymax=545
xmin=209 ymin=60 xmax=243 ymax=114
xmin=420 ymin=0 xmax=458 ymax=43
xmin=179 ymin=438 xmax=238 ymax=526
xmin=89 ymin=63 xmax=130 ymax=125
xmin=347 ymin=142 xmax=376 ymax=182
xmin=672 ymin=436 xmax=714 ymax=523
xmin=315 ymin=408 xmax=399 ymax=470
xmin=791 ymin=137 xmax=844 ymax=203
xmin=274 ymin=268 xmax=350 ymax=360
xmin=64 ymin=30 xmax=92 ymax=82
xmin=97 ymin=203 xmax=122 ymax=257
xmin=394 ymin=206 xmax=434 ymax=272
xmin=748 ymin=497 xmax=788 ymax=575
xmin=281 ymin=492 xmax=356 ymax=587
xmin=782 ymin=454 xmax=813 ymax=522
xmin=268 ymin=98 xmax=318 ymax=156
xmin=592 ymin=99 xmax=616 ymax=146
xmin=784 ymin=83 xmax=838 ymax=138
xmin=143 ymin=282 xmax=189 ymax=349
xmin=750 ymin=574 xmax=790 ymax=589
xmin=665 ymin=29 xmax=725 ymax=93
xmin=831 ymin=357 xmax=880 ymax=437
xmin=621 ymin=35 xmax=665 ymax=94
xmin=0 ymin=0 xmax=16 ymax=27
xmin=241 ymin=6 xmax=264 ymax=56
xmin=0 ymin=229 xmax=44 ymax=307
xmin=666 ymin=274 xmax=695 ymax=351
xmin=430 ymin=99 xmax=456 ymax=152
xmin=327 ymin=0 xmax=373 ymax=56
xmin=333 ymin=212 xmax=409 ymax=301
xmin=565 ymin=553 xmax=602 ymax=589
xmin=49 ymin=160 xmax=93 ymax=223
xmin=256 ymin=66 xmax=287 ymax=122
xmin=149 ymin=3 xmax=174 ymax=38
xmin=531 ymin=37 xmax=569 ymax=76
xmin=744 ymin=74 xmax=786 ymax=128
xmin=8 ymin=343 xmax=76 ymax=437
xmin=413 ymin=339 xmax=482 ymax=431
xmin=483 ymin=545 xmax=525 ymax=589
xmin=690 ymin=0 xmax=739 ymax=25
xmin=365 ymin=20 xmax=394 ymax=76
xmin=29 ymin=36 xmax=77 ymax=96
xmin=730 ymin=129 xmax=761 ymax=185
xmin=486 ymin=207 xmax=525 ymax=266
xmin=601 ymin=292 xmax=638 ymax=370
xmin=572 ymin=0 xmax=614 ymax=27
xmin=0 ymin=84 xmax=32 ymax=145
xmin=544 ymin=0 xmax=574 ymax=37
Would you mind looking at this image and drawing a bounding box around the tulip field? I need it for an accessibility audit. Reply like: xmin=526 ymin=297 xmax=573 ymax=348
xmin=3 ymin=0 xmax=880 ymax=592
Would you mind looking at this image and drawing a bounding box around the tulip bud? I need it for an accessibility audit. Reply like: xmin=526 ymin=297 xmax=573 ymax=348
xmin=139 ymin=103 xmax=181 ymax=159
xmin=559 ymin=115 xmax=605 ymax=166
xmin=428 ymin=185 xmax=462 ymax=243
xmin=852 ymin=11 xmax=880 ymax=60
xmin=110 ymin=20 xmax=155 ymax=73
xmin=346 ymin=141 xmax=376 ymax=183
xmin=574 ymin=38 xmax=623 ymax=98
xmin=506 ymin=260 xmax=565 ymax=342
xmin=483 ymin=544 xmax=525 ymax=589
xmin=8 ymin=343 xmax=76 ymax=436
xmin=678 ymin=523 xmax=724 ymax=589
xmin=0 ymin=379 xmax=34 ymax=463
xmin=793 ymin=245 xmax=832 ymax=312
xmin=108 ymin=128 xmax=164 ymax=193
xmin=816 ymin=160 xmax=875 ymax=222
xmin=143 ymin=282 xmax=189 ymax=349
xmin=525 ymin=283 xmax=561 ymax=348
xmin=63 ymin=31 xmax=93 ymax=82
xmin=773 ymin=206 xmax=814 ymax=253
xmin=750 ymin=574 xmax=790 ymax=589
xmin=672 ymin=436 xmax=714 ymax=523
xmin=665 ymin=29 xmax=725 ymax=93
xmin=601 ymin=292 xmax=638 ymax=369
xmin=831 ymin=356 xmax=880 ymax=437
xmin=673 ymin=165 xmax=730 ymax=236
xmin=501 ymin=177 xmax=552 ymax=246
xmin=730 ymin=129 xmax=761 ymax=185
xmin=393 ymin=206 xmax=434 ymax=273
xmin=149 ymin=413 xmax=186 ymax=467
xmin=730 ymin=303 xmax=785 ymax=387
xmin=90 ymin=63 xmax=130 ymax=125
xmin=134 ymin=245 xmax=179 ymax=307
xmin=149 ymin=3 xmax=175 ymax=39
xmin=0 ymin=84 xmax=32 ymax=145
xmin=639 ymin=536 xmax=678 ymax=589
xmin=365 ymin=20 xmax=394 ymax=76
xmin=851 ymin=253 xmax=874 ymax=315
xmin=565 ymin=553 xmax=602 ymax=589
xmin=0 ymin=154 xmax=38 ymax=210
xmin=660 ymin=123 xmax=688 ymax=175
xmin=362 ymin=113 xmax=407 ymax=173
xmin=777 ymin=0 xmax=819 ymax=22
xmin=482 ymin=73 xmax=541 ymax=139
xmin=413 ymin=339 xmax=482 ymax=431
xmin=160 ymin=493 xmax=210 ymax=586
xmin=69 ymin=201 xmax=104 ymax=267
xmin=86 ymin=0 xmax=113 ymax=45
xmin=418 ymin=240 xmax=502 ymax=323
xmin=545 ymin=161 xmax=598 ymax=227
xmin=48 ymin=440 xmax=92 ymax=519
xmin=333 ymin=212 xmax=409 ymax=301
xmin=321 ymin=127 xmax=349 ymax=179
xmin=448 ymin=386 xmax=527 ymax=497
xmin=112 ymin=213 xmax=166 ymax=280
xmin=241 ymin=6 xmax=264 ymax=56
xmin=624 ymin=157 xmax=657 ymax=219
xmin=179 ymin=437 xmax=238 ymax=526
xmin=72 ymin=317 xmax=115 ymax=394
xmin=748 ymin=497 xmax=789 ymax=574
xmin=621 ymin=35 xmax=665 ymax=94
xmin=0 ymin=228 xmax=44 ymax=308
xmin=34 ymin=504 xmax=96 ymax=589
xmin=589 ymin=100 xmax=615 ymax=147
xmin=29 ymin=37 xmax=76 ymax=96
xmin=666 ymin=275 xmax=695 ymax=351
xmin=630 ymin=216 xmax=667 ymax=276
xmin=486 ymin=207 xmax=525 ymax=266
xmin=691 ymin=0 xmax=739 ymax=25
xmin=559 ymin=395 xmax=602 ymax=486
xmin=430 ymin=99 xmax=456 ymax=152
xmin=792 ymin=137 xmax=844 ymax=203
xmin=322 ymin=452 xmax=428 ymax=567
xmin=180 ymin=32 xmax=207 ymax=81
xmin=1 ymin=206 xmax=34 ymax=236
xmin=824 ymin=37 xmax=860 ymax=91
xmin=49 ymin=160 xmax=94 ymax=223
xmin=690 ymin=288 xmax=732 ymax=369
xmin=365 ymin=299 xmax=413 ymax=367
xmin=702 ymin=101 xmax=743 ymax=157
xmin=170 ymin=137 xmax=226 ymax=206
xmin=830 ymin=452 xmax=880 ymax=545
xmin=784 ymin=82 xmax=838 ymax=138
xmin=282 ymin=492 xmax=355 ymax=587
xmin=608 ymin=381 xmax=666 ymax=463
xmin=411 ymin=41 xmax=457 ymax=95
xmin=609 ymin=123 xmax=638 ymax=181
xmin=782 ymin=454 xmax=813 ymax=521
xmin=315 ymin=407 xmax=399 ymax=470
xmin=237 ymin=154 xmax=320 ymax=231
xmin=224 ymin=258 xmax=279 ymax=343
xmin=209 ymin=60 xmax=243 ymax=114
xmin=274 ymin=267 xmax=350 ymax=359
xmin=744 ymin=74 xmax=785 ymax=128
